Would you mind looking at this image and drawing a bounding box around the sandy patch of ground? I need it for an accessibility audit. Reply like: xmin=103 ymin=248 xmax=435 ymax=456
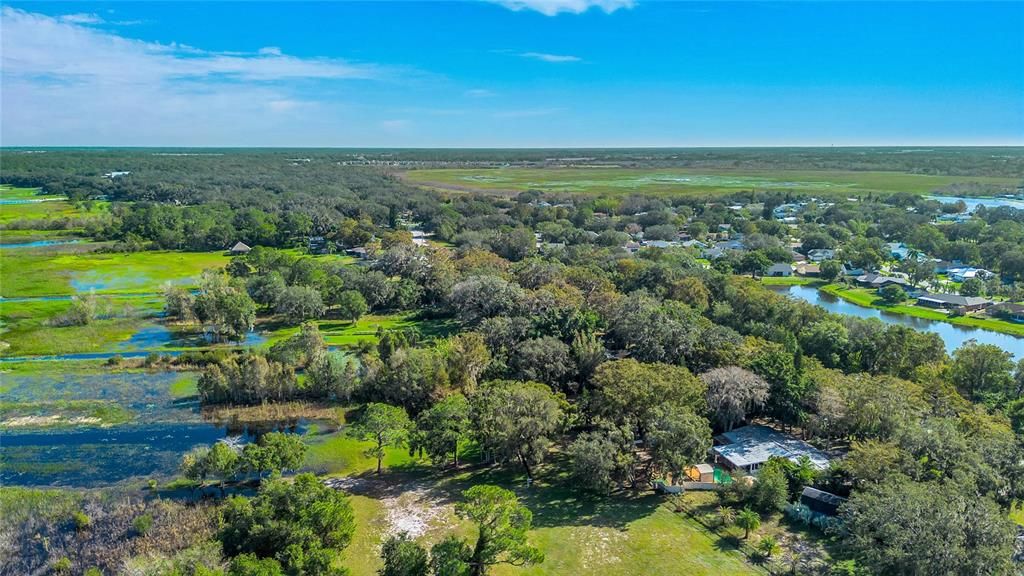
xmin=2 ymin=415 xmax=101 ymax=427
xmin=575 ymin=525 xmax=626 ymax=570
xmin=323 ymin=476 xmax=457 ymax=540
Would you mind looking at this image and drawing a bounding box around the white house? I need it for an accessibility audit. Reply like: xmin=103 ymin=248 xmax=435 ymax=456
xmin=767 ymin=263 xmax=794 ymax=277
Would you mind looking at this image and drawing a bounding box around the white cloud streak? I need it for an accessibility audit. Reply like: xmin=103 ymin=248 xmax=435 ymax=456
xmin=492 ymin=0 xmax=634 ymax=16
xmin=59 ymin=13 xmax=104 ymax=25
xmin=521 ymin=52 xmax=581 ymax=63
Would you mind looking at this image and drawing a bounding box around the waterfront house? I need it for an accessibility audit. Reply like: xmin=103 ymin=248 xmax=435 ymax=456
xmin=988 ymin=302 xmax=1024 ymax=323
xmin=855 ymin=272 xmax=910 ymax=289
xmin=796 ymin=263 xmax=820 ymax=276
xmin=916 ymin=293 xmax=993 ymax=312
xmin=767 ymin=263 xmax=794 ymax=277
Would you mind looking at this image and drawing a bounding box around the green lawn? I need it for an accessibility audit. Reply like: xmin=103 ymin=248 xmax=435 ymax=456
xmin=314 ymin=420 xmax=761 ymax=576
xmin=759 ymin=276 xmax=818 ymax=286
xmin=403 ymin=167 xmax=1020 ymax=198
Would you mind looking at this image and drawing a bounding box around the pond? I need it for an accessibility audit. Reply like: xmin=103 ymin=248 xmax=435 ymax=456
xmin=0 ymin=327 xmax=268 ymax=362
xmin=0 ymin=239 xmax=81 ymax=249
xmin=925 ymin=195 xmax=1024 ymax=212
xmin=773 ymin=284 xmax=1023 ymax=359
xmin=0 ymin=197 xmax=67 ymax=205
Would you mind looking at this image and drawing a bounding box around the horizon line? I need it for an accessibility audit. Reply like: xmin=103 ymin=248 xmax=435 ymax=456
xmin=3 ymin=144 xmax=1024 ymax=150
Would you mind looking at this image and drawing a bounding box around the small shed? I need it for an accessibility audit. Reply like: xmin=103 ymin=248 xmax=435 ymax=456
xmin=800 ymin=486 xmax=846 ymax=517
xmin=686 ymin=463 xmax=715 ymax=483
xmin=229 ymin=241 xmax=251 ymax=255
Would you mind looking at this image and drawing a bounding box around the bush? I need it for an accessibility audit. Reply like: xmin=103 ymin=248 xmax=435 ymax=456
xmin=52 ymin=557 xmax=73 ymax=575
xmin=105 ymin=354 xmax=123 ymax=366
xmin=73 ymin=510 xmax=91 ymax=531
xmin=133 ymin=513 xmax=154 ymax=536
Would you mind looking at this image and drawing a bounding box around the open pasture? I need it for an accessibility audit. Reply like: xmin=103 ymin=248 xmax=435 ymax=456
xmin=403 ymin=167 xmax=1021 ymax=198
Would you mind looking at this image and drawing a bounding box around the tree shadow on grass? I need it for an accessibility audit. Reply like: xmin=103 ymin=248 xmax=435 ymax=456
xmin=334 ymin=452 xmax=660 ymax=531
xmin=712 ymin=534 xmax=744 ymax=553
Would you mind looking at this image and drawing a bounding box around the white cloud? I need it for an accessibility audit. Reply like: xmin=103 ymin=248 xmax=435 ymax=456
xmin=491 ymin=0 xmax=634 ymax=16
xmin=465 ymin=88 xmax=496 ymax=97
xmin=0 ymin=7 xmax=388 ymax=145
xmin=60 ymin=13 xmax=104 ymax=25
xmin=521 ymin=52 xmax=581 ymax=63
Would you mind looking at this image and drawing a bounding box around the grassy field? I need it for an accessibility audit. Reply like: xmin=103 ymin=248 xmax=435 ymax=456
xmin=0 ymin=185 xmax=109 ymax=225
xmin=1 ymin=250 xmax=231 ymax=298
xmin=402 ymin=167 xmax=1020 ymax=198
xmin=265 ymin=312 xmax=460 ymax=348
xmin=0 ymin=294 xmax=168 ymax=356
xmin=331 ymin=461 xmax=761 ymax=576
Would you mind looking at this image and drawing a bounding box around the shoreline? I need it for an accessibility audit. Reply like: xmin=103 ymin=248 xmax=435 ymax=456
xmin=761 ymin=277 xmax=1024 ymax=338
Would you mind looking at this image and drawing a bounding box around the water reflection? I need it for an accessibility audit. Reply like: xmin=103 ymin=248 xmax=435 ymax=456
xmin=0 ymin=418 xmax=332 ymax=487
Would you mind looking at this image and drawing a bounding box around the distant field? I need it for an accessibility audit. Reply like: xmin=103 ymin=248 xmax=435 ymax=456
xmin=0 ymin=185 xmax=108 ymax=224
xmin=403 ymin=167 xmax=1020 ymax=198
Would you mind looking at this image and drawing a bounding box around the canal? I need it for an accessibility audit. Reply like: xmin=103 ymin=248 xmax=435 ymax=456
xmin=772 ymin=284 xmax=1023 ymax=359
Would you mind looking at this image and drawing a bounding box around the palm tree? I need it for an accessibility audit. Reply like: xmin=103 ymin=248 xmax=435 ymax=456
xmin=757 ymin=535 xmax=780 ymax=558
xmin=736 ymin=507 xmax=761 ymax=539
xmin=717 ymin=505 xmax=736 ymax=528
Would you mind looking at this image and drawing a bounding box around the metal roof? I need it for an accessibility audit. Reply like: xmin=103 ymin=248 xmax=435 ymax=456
xmin=713 ymin=425 xmax=831 ymax=471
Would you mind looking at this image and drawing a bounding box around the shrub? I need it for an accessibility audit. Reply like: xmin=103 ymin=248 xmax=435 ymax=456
xmin=73 ymin=510 xmax=91 ymax=531
xmin=133 ymin=513 xmax=154 ymax=536
xmin=52 ymin=557 xmax=73 ymax=575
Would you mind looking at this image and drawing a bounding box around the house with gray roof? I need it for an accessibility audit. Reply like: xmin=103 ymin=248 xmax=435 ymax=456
xmin=916 ymin=293 xmax=993 ymax=312
xmin=712 ymin=425 xmax=831 ymax=474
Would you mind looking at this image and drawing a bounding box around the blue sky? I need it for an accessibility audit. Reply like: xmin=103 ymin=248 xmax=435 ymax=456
xmin=2 ymin=1 xmax=1022 ymax=147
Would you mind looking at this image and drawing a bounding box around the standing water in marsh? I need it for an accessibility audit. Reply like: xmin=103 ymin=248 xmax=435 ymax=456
xmin=0 ymin=369 xmax=330 ymax=487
